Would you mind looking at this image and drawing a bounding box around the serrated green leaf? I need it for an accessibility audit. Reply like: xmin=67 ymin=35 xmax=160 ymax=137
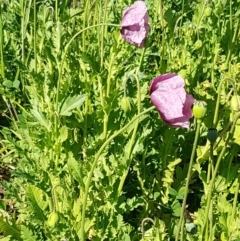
xmin=0 ymin=217 xmax=21 ymax=239
xmin=20 ymin=226 xmax=38 ymax=241
xmin=67 ymin=153 xmax=85 ymax=190
xmin=31 ymin=109 xmax=51 ymax=132
xmin=26 ymin=185 xmax=47 ymax=222
xmin=59 ymin=94 xmax=86 ymax=116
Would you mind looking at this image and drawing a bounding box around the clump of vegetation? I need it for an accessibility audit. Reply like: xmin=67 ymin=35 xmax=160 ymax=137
xmin=0 ymin=0 xmax=240 ymax=240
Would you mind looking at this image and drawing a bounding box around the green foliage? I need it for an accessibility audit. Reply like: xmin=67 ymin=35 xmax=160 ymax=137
xmin=0 ymin=217 xmax=20 ymax=239
xmin=1 ymin=0 xmax=240 ymax=240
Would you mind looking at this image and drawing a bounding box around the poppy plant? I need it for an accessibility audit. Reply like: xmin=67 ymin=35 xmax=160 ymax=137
xmin=120 ymin=1 xmax=150 ymax=47
xmin=150 ymin=73 xmax=195 ymax=128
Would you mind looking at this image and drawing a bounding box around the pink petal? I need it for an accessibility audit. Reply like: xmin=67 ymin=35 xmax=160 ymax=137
xmin=183 ymin=94 xmax=195 ymax=119
xmin=150 ymin=88 xmax=186 ymax=121
xmin=150 ymin=73 xmax=185 ymax=94
xmin=121 ymin=1 xmax=148 ymax=27
xmin=120 ymin=1 xmax=150 ymax=47
xmin=150 ymin=73 xmax=194 ymax=129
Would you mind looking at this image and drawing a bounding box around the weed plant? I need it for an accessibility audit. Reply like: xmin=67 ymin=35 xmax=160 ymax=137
xmin=0 ymin=0 xmax=240 ymax=240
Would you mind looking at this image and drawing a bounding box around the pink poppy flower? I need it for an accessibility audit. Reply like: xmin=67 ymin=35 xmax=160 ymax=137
xmin=120 ymin=1 xmax=150 ymax=47
xmin=150 ymin=73 xmax=195 ymax=128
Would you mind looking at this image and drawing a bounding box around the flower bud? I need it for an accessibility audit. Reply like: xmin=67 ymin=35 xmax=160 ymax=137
xmin=47 ymin=212 xmax=59 ymax=228
xmin=192 ymin=101 xmax=207 ymax=119
xmin=120 ymin=97 xmax=132 ymax=112
xmin=204 ymin=7 xmax=212 ymax=17
xmin=207 ymin=128 xmax=218 ymax=143
xmin=194 ymin=40 xmax=203 ymax=50
xmin=230 ymin=95 xmax=240 ymax=112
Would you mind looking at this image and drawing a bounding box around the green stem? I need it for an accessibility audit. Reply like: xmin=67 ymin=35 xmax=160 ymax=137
xmin=141 ymin=218 xmax=155 ymax=239
xmin=0 ymin=2 xmax=4 ymax=77
xmin=79 ymin=106 xmax=155 ymax=240
xmin=103 ymin=35 xmax=121 ymax=138
xmin=82 ymin=0 xmax=90 ymax=51
xmin=207 ymin=144 xmax=214 ymax=183
xmin=180 ymin=0 xmax=185 ymax=28
xmin=225 ymin=0 xmax=232 ymax=68
xmin=20 ymin=0 xmax=25 ymax=63
xmin=196 ymin=0 xmax=207 ymax=29
xmin=81 ymin=1 xmax=90 ymax=147
xmin=230 ymin=173 xmax=240 ymax=226
xmin=211 ymin=42 xmax=218 ymax=91
xmin=33 ymin=0 xmax=37 ymax=73
xmin=175 ymin=120 xmax=201 ymax=241
xmin=51 ymin=184 xmax=64 ymax=213
xmin=213 ymin=78 xmax=235 ymax=127
xmin=116 ymin=47 xmax=146 ymax=196
xmin=226 ymin=145 xmax=238 ymax=182
xmin=55 ymin=0 xmax=58 ymax=21
xmin=159 ymin=0 xmax=164 ymax=68
xmin=203 ymin=112 xmax=240 ymax=239
xmin=163 ymin=129 xmax=174 ymax=170
xmin=72 ymin=0 xmax=77 ymax=32
xmin=100 ymin=0 xmax=108 ymax=68
xmin=117 ymin=73 xmax=141 ymax=197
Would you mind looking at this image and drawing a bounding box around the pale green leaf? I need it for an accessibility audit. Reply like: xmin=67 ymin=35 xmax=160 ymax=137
xmin=59 ymin=94 xmax=86 ymax=116
xmin=55 ymin=21 xmax=64 ymax=54
xmin=59 ymin=126 xmax=68 ymax=143
xmin=0 ymin=236 xmax=12 ymax=241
